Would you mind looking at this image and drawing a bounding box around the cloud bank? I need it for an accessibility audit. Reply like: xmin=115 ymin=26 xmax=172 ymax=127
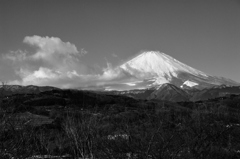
xmin=2 ymin=35 xmax=130 ymax=88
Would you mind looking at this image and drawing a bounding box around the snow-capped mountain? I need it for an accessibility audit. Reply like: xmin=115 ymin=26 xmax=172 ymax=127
xmin=114 ymin=51 xmax=239 ymax=90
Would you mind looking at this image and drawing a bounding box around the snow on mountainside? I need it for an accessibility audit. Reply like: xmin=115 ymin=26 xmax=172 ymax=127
xmin=180 ymin=80 xmax=199 ymax=88
xmin=148 ymin=83 xmax=190 ymax=102
xmin=120 ymin=51 xmax=208 ymax=79
xmin=117 ymin=51 xmax=239 ymax=90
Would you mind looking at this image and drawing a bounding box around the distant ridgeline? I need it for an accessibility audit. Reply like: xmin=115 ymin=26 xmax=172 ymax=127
xmin=1 ymin=84 xmax=240 ymax=102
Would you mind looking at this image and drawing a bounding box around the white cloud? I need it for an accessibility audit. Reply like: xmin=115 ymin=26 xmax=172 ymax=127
xmin=101 ymin=62 xmax=121 ymax=80
xmin=3 ymin=35 xmax=90 ymax=86
xmin=112 ymin=53 xmax=118 ymax=58
xmin=4 ymin=35 xmax=133 ymax=88
xmin=23 ymin=35 xmax=79 ymax=59
xmin=3 ymin=50 xmax=27 ymax=61
xmin=21 ymin=67 xmax=58 ymax=83
xmin=80 ymin=48 xmax=88 ymax=55
xmin=22 ymin=35 xmax=84 ymax=71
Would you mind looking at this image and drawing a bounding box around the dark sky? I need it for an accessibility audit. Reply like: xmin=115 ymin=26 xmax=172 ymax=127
xmin=0 ymin=0 xmax=240 ymax=86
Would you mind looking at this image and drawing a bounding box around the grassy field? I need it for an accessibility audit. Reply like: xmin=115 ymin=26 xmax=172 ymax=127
xmin=0 ymin=89 xmax=240 ymax=158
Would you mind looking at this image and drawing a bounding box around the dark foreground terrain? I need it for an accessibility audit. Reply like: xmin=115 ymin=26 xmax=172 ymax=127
xmin=0 ymin=88 xmax=240 ymax=158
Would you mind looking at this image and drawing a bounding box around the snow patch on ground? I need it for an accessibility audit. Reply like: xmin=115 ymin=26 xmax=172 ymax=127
xmin=181 ymin=80 xmax=199 ymax=88
xmin=123 ymin=82 xmax=136 ymax=86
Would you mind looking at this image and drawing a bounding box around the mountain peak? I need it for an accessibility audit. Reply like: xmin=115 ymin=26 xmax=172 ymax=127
xmin=120 ymin=51 xmax=208 ymax=81
xmin=139 ymin=51 xmax=165 ymax=57
xmin=128 ymin=51 xmax=171 ymax=63
xmin=117 ymin=51 xmax=239 ymax=89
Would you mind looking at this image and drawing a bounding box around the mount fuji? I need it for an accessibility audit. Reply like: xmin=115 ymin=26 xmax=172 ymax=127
xmin=103 ymin=51 xmax=239 ymax=90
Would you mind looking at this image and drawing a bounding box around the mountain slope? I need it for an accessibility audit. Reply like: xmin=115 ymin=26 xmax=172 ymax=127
xmin=116 ymin=51 xmax=239 ymax=90
xmin=191 ymin=85 xmax=240 ymax=101
xmin=148 ymin=83 xmax=190 ymax=102
xmin=0 ymin=85 xmax=60 ymax=97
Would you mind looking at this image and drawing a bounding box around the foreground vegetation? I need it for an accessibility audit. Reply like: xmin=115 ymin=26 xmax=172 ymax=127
xmin=0 ymin=89 xmax=240 ymax=158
